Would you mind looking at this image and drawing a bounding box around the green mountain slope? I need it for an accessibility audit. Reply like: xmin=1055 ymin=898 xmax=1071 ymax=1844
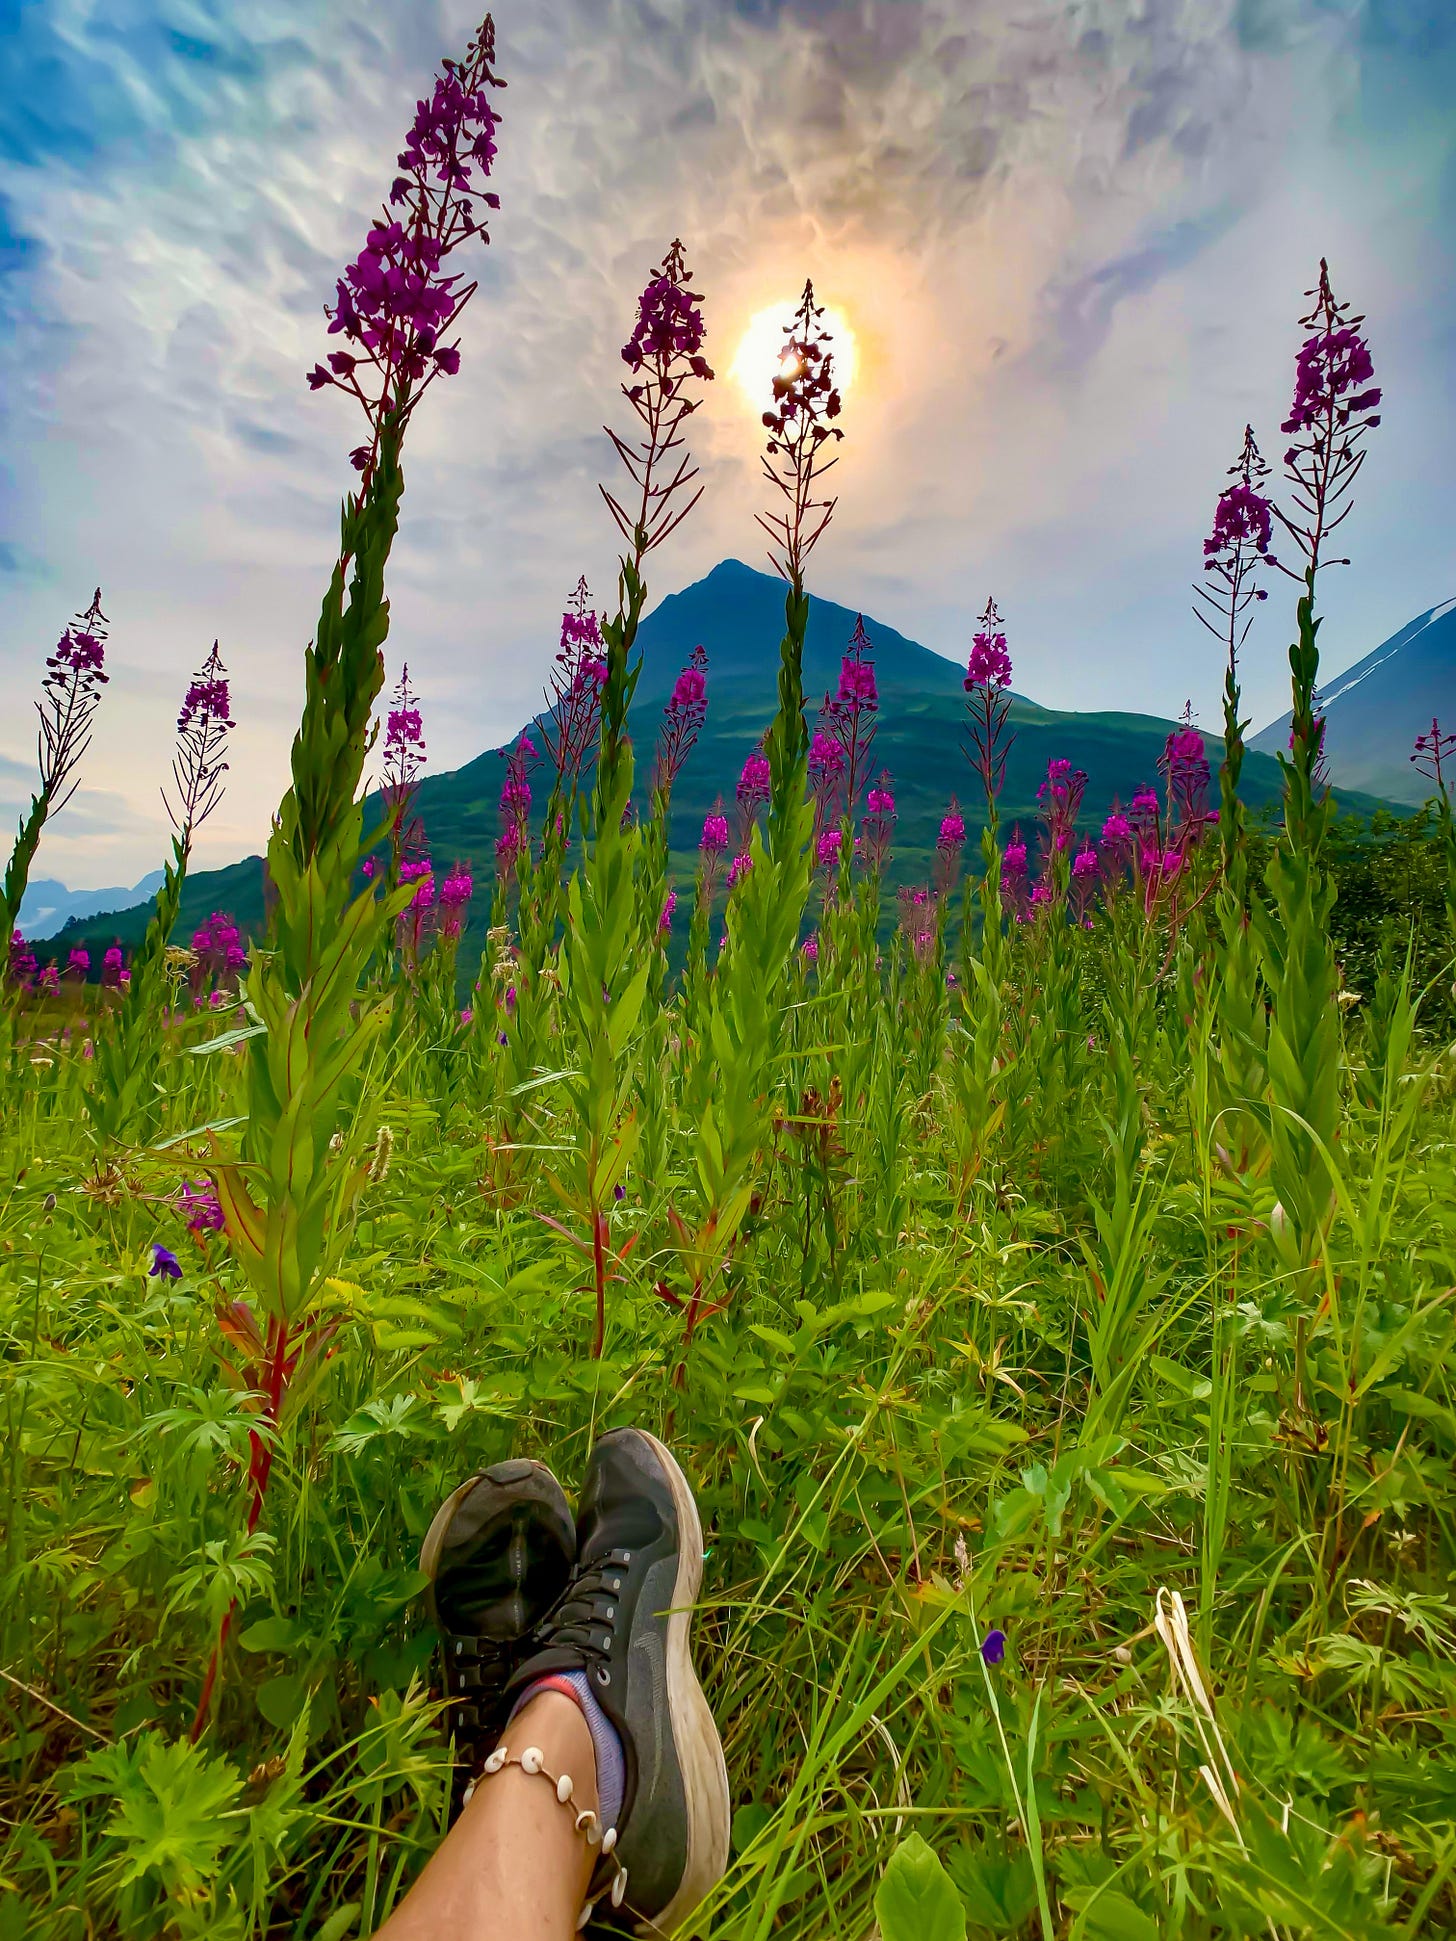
xmin=54 ymin=558 xmax=1395 ymax=960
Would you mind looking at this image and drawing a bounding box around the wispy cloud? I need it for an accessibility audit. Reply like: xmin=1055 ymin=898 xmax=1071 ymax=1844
xmin=1 ymin=0 xmax=1453 ymax=883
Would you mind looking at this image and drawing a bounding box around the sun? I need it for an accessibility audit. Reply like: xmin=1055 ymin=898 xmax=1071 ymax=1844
xmin=730 ymin=299 xmax=859 ymax=416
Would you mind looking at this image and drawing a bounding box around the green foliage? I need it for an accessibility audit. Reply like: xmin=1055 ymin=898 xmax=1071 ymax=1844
xmin=876 ymin=1833 xmax=967 ymax=1941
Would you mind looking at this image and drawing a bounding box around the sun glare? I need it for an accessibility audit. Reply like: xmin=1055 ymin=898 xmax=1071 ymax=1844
xmin=730 ymin=299 xmax=859 ymax=416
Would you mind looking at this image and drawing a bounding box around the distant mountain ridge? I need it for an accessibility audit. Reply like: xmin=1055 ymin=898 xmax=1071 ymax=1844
xmin=18 ymin=870 xmax=165 ymax=940
xmin=51 ymin=558 xmax=1406 ymax=958
xmin=1250 ymin=598 xmax=1456 ymax=805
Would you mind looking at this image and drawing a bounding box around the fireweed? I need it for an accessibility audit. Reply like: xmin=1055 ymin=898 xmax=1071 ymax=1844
xmin=85 ymin=642 xmax=234 ymax=1149
xmin=192 ymin=15 xmax=506 ymax=1735
xmin=541 ymin=240 xmax=715 ymax=1357
xmin=0 ymin=591 xmax=110 ymax=990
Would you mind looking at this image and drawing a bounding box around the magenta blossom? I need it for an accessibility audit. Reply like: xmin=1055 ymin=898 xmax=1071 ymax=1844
xmin=1003 ymin=839 xmax=1028 ymax=876
xmin=179 ymin=1180 xmax=225 ymax=1235
xmin=1204 ymin=483 xmax=1274 ymax=561
xmin=965 ymin=628 xmax=1012 ymax=691
xmin=866 ymin=782 xmax=895 ymax=817
xmin=816 ymin=827 xmax=844 ymax=870
xmin=737 ymin=750 xmax=771 ymax=812
xmin=659 ymin=889 xmax=677 ymax=933
xmin=655 ymin=645 xmax=709 ymax=795
xmin=67 ymin=948 xmax=89 ymax=978
xmin=1101 ymin=813 xmax=1131 ymax=846
xmin=7 ymin=932 xmax=36 ymax=986
xmin=837 ymin=656 xmax=877 ymax=708
xmin=938 ymin=807 xmax=966 ymax=851
xmin=726 ymin=853 xmax=753 ymax=891
xmin=801 ymin=934 xmax=819 ymax=962
xmin=700 ymin=811 xmax=730 ymax=854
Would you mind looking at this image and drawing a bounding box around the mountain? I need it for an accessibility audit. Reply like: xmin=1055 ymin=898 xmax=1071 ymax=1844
xmin=18 ymin=870 xmax=165 ymax=939
xmin=1250 ymin=598 xmax=1456 ymax=806
xmin=50 ymin=558 xmax=1400 ymax=960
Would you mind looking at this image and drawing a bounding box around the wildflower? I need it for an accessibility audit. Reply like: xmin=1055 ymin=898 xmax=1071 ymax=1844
xmin=33 ymin=590 xmax=110 ymax=825
xmin=179 ymin=1180 xmax=225 ymax=1234
xmin=1101 ymin=812 xmax=1132 ymax=848
xmin=757 ymin=280 xmax=845 ymax=583
xmin=1204 ymin=482 xmax=1274 ymax=562
xmin=102 ymin=945 xmax=124 ymax=986
xmin=964 ymin=595 xmax=1015 ymax=812
xmin=1003 ymin=839 xmax=1028 ymax=875
xmin=659 ymin=890 xmax=677 ymax=933
xmin=460 ymin=1006 xmax=473 ymax=1025
xmin=938 ymin=806 xmax=966 ymax=852
xmin=605 ymin=240 xmax=716 ymax=561
xmin=1162 ymin=720 xmax=1211 ymax=827
xmin=40 ymin=964 xmax=59 ymax=994
xmin=400 ymin=858 xmax=435 ymax=908
xmin=802 ymin=934 xmax=819 ymax=962
xmin=307 ymin=19 xmax=506 ymax=476
xmin=67 ymin=948 xmax=89 ymax=979
xmin=361 ymin=854 xmax=379 ymax=879
xmin=7 ymin=932 xmax=36 ymax=985
xmin=980 ymin=1628 xmax=1007 ymax=1666
xmin=148 ymin=1242 xmax=183 ymax=1281
xmin=965 ymin=628 xmax=1012 ymax=691
xmin=1130 ymin=786 xmax=1160 ymax=824
xmin=816 ymin=827 xmax=844 ymax=871
xmin=542 ymin=580 xmax=608 ymax=794
xmin=726 ymin=853 xmax=753 ymax=891
xmin=866 ymin=782 xmax=895 ymax=817
xmin=1072 ymin=845 xmax=1099 ymax=880
xmin=438 ymin=865 xmax=473 ymax=939
xmin=736 ymin=750 xmax=771 ymax=814
xmin=808 ymin=730 xmax=844 ymax=795
xmin=700 ymin=812 xmax=729 ymax=854
xmin=837 ymin=653 xmax=877 ymax=709
xmin=1273 ymin=260 xmax=1382 ymax=583
xmin=655 ymin=645 xmax=709 ymax=794
xmin=1411 ymin=717 xmax=1456 ymax=794
xmin=368 ymin=1124 xmax=394 ymax=1183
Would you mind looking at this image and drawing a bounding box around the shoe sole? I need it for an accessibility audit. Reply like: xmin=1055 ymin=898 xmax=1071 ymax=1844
xmin=419 ymin=1458 xmax=573 ymax=1633
xmin=637 ymin=1430 xmax=731 ymax=1934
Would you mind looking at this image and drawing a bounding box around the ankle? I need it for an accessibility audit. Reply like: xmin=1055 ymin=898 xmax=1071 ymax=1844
xmin=495 ymin=1689 xmax=599 ymax=1818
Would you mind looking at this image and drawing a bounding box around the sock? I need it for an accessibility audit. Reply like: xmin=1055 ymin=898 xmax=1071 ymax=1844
xmin=508 ymin=1670 xmax=625 ymax=1829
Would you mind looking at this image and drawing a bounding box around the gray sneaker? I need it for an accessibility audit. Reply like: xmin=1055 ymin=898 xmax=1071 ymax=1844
xmin=421 ymin=1458 xmax=577 ymax=1816
xmin=502 ymin=1428 xmax=731 ymax=1932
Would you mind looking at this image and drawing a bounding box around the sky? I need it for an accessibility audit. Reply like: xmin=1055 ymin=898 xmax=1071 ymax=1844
xmin=1 ymin=0 xmax=1453 ymax=887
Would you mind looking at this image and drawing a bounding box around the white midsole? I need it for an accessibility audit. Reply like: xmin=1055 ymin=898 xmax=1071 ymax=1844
xmin=639 ymin=1431 xmax=732 ymax=1934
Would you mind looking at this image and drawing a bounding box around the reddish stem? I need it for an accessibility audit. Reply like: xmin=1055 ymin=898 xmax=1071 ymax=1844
xmin=190 ymin=1314 xmax=291 ymax=1741
xmin=591 ymin=1209 xmax=608 ymax=1360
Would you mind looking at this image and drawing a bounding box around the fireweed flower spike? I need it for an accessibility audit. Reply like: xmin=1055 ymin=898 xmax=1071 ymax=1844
xmin=541 ymin=578 xmax=609 ymax=801
xmin=380 ymin=663 xmax=427 ymax=872
xmin=189 ymin=20 xmax=507 ymax=1743
xmin=654 ymin=645 xmax=709 ymax=795
xmin=820 ymin=615 xmax=878 ymax=815
xmin=0 ymin=589 xmax=110 ymax=985
xmin=306 ymin=19 xmax=505 ymax=483
xmin=756 ymin=280 xmax=844 ymax=587
xmin=603 ymin=240 xmax=716 ymax=566
xmin=964 ymin=596 xmax=1014 ymax=825
xmin=1196 ymin=426 xmax=1275 ymax=881
xmin=862 ymin=774 xmax=897 ymax=875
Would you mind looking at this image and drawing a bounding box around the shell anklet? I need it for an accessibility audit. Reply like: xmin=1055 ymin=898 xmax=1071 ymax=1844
xmin=464 ymin=1741 xmax=628 ymax=1925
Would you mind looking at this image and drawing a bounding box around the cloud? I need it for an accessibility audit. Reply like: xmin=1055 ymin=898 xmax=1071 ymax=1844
xmin=1 ymin=0 xmax=1453 ymax=878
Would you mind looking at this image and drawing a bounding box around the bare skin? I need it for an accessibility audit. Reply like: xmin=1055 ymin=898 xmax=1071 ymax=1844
xmin=376 ymin=1691 xmax=598 ymax=1941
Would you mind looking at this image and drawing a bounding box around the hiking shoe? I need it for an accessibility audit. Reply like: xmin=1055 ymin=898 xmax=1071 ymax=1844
xmin=503 ymin=1427 xmax=730 ymax=1933
xmin=421 ymin=1458 xmax=577 ymax=1812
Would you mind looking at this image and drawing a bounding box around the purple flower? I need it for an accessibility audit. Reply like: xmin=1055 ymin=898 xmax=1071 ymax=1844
xmin=808 ymin=730 xmax=845 ymax=789
xmin=361 ymin=855 xmax=379 ymax=880
xmin=801 ymin=934 xmax=819 ymax=962
xmin=965 ymin=628 xmax=1012 ymax=691
xmin=980 ymin=1628 xmax=1007 ymax=1666
xmin=1162 ymin=723 xmax=1211 ymax=826
xmin=67 ymin=948 xmax=89 ymax=979
xmin=736 ymin=750 xmax=772 ymax=814
xmin=439 ymin=867 xmax=473 ymax=909
xmin=1101 ymin=812 xmax=1132 ymax=847
xmin=700 ymin=812 xmax=730 ymax=854
xmin=937 ymin=808 xmax=966 ymax=852
xmin=655 ymin=645 xmax=709 ymax=793
xmin=148 ymin=1242 xmax=183 ymax=1281
xmin=177 ymin=675 xmax=233 ymax=735
xmin=309 ymin=21 xmax=505 ymax=452
xmin=400 ymin=857 xmax=435 ymax=908
xmin=1072 ymin=845 xmax=1099 ymax=880
xmin=726 ymin=853 xmax=753 ymax=891
xmin=1204 ymin=483 xmax=1274 ymax=561
xmin=671 ymin=663 xmax=706 ymax=711
xmin=659 ymin=889 xmax=677 ymax=933
xmin=40 ymin=964 xmax=59 ymax=994
xmin=1003 ymin=839 xmax=1028 ymax=876
xmin=1130 ymin=786 xmax=1160 ymax=823
xmin=7 ymin=931 xmax=37 ymax=986
xmin=865 ymin=783 xmax=895 ymax=818
xmin=622 ymin=265 xmax=712 ymax=376
xmin=837 ymin=654 xmax=878 ymax=710
xmin=816 ymin=827 xmax=844 ymax=870
xmin=179 ymin=1180 xmax=225 ymax=1235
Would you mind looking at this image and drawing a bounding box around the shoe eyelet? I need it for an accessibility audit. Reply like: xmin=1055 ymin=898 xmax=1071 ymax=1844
xmin=595 ymin=1665 xmax=611 ymax=1687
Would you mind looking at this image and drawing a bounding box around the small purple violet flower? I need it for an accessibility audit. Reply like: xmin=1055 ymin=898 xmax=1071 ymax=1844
xmin=149 ymin=1242 xmax=183 ymax=1281
xmin=980 ymin=1628 xmax=1007 ymax=1666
